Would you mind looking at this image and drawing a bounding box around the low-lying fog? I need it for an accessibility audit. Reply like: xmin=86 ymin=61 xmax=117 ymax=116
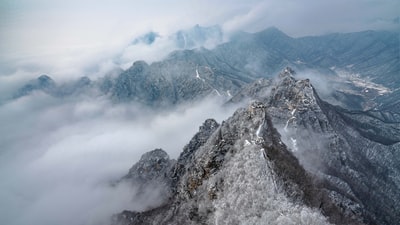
xmin=0 ymin=92 xmax=236 ymax=225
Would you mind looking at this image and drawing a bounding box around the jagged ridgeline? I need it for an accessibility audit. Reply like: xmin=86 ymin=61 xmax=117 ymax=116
xmin=113 ymin=68 xmax=400 ymax=225
xmin=11 ymin=27 xmax=399 ymax=111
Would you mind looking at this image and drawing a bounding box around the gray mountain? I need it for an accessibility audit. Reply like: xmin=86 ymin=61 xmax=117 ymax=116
xmin=122 ymin=148 xmax=174 ymax=184
xmin=110 ymin=52 xmax=250 ymax=106
xmin=296 ymin=30 xmax=399 ymax=89
xmin=109 ymin=27 xmax=398 ymax=110
xmin=114 ymin=149 xmax=176 ymax=214
xmin=12 ymin=27 xmax=398 ymax=111
xmin=13 ymin=75 xmax=93 ymax=99
xmin=113 ymin=68 xmax=400 ymax=225
xmin=132 ymin=32 xmax=160 ymax=45
xmin=13 ymin=74 xmax=56 ymax=98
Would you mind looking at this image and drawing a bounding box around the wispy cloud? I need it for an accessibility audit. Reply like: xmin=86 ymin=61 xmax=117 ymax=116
xmin=1 ymin=0 xmax=398 ymax=82
xmin=0 ymin=93 xmax=237 ymax=225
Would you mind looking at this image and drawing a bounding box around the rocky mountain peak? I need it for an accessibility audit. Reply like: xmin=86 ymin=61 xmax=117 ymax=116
xmin=37 ymin=74 xmax=55 ymax=87
xmin=132 ymin=31 xmax=160 ymax=45
xmin=124 ymin=148 xmax=173 ymax=183
xmin=199 ymin=118 xmax=219 ymax=132
xmin=268 ymin=67 xmax=318 ymax=113
xmin=280 ymin=66 xmax=296 ymax=77
xmin=228 ymin=66 xmax=317 ymax=112
xmin=128 ymin=60 xmax=150 ymax=75
xmin=13 ymin=74 xmax=56 ymax=98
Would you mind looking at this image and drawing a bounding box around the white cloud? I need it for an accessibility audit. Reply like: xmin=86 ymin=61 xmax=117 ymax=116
xmin=222 ymin=0 xmax=400 ymax=36
xmin=2 ymin=0 xmax=398 ymax=82
xmin=0 ymin=93 xmax=237 ymax=225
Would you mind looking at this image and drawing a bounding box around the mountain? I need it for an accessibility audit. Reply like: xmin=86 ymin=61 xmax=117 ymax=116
xmin=262 ymin=69 xmax=400 ymax=225
xmin=13 ymin=75 xmax=93 ymax=99
xmin=91 ymin=27 xmax=400 ymax=110
xmin=13 ymin=75 xmax=56 ymax=98
xmin=110 ymin=52 xmax=250 ymax=106
xmin=8 ymin=27 xmax=398 ymax=224
xmin=112 ymin=68 xmax=400 ymax=225
xmin=118 ymin=149 xmax=176 ymax=212
xmin=132 ymin=32 xmax=160 ymax=45
xmin=12 ymin=27 xmax=398 ymax=111
xmin=296 ymin=30 xmax=399 ymax=88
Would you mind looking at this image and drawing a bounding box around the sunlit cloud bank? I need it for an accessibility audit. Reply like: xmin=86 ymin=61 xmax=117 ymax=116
xmin=0 ymin=93 xmax=237 ymax=225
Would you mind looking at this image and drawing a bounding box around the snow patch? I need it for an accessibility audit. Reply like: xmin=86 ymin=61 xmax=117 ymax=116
xmin=214 ymin=89 xmax=221 ymax=96
xmin=290 ymin=137 xmax=298 ymax=152
xmin=335 ymin=69 xmax=391 ymax=95
xmin=210 ymin=144 xmax=330 ymax=225
xmin=256 ymin=121 xmax=263 ymax=138
xmin=260 ymin=148 xmax=267 ymax=160
xmin=195 ymin=69 xmax=205 ymax=82
xmin=284 ymin=120 xmax=290 ymax=132
xmin=284 ymin=116 xmax=295 ymax=132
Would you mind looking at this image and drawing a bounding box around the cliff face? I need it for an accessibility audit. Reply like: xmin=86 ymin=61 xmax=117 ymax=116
xmin=113 ymin=68 xmax=399 ymax=225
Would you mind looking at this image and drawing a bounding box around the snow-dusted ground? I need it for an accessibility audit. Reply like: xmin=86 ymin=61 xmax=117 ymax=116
xmin=210 ymin=143 xmax=330 ymax=225
xmin=335 ymin=69 xmax=391 ymax=95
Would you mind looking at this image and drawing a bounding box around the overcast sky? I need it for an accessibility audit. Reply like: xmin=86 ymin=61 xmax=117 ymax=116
xmin=0 ymin=0 xmax=399 ymax=80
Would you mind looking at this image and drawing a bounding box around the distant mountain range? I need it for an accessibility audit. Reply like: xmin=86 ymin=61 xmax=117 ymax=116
xmin=12 ymin=26 xmax=399 ymax=112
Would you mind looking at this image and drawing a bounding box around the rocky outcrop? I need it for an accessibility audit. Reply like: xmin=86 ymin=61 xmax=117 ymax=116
xmin=117 ymin=149 xmax=175 ymax=214
xmin=122 ymin=148 xmax=174 ymax=184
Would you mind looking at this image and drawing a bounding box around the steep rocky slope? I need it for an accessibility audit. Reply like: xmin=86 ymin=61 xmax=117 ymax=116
xmin=113 ymin=68 xmax=399 ymax=225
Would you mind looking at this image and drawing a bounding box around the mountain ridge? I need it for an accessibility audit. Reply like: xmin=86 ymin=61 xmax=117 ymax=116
xmin=10 ymin=26 xmax=398 ymax=112
xmin=113 ymin=68 xmax=400 ymax=225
